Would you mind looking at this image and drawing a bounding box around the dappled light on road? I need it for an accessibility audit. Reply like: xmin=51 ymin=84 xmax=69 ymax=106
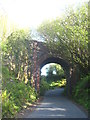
xmin=27 ymin=88 xmax=87 ymax=118
xmin=36 ymin=107 xmax=66 ymax=111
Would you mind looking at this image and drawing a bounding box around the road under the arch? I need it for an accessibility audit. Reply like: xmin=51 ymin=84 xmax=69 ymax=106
xmin=27 ymin=88 xmax=88 ymax=118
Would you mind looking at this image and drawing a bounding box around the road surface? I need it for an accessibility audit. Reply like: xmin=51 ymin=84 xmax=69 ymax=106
xmin=27 ymin=88 xmax=88 ymax=118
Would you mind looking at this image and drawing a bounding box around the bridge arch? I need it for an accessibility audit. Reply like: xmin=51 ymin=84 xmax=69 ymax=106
xmin=30 ymin=40 xmax=79 ymax=96
xmin=39 ymin=57 xmax=70 ymax=95
xmin=40 ymin=57 xmax=70 ymax=70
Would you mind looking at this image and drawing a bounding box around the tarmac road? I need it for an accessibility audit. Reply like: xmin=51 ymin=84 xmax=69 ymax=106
xmin=27 ymin=88 xmax=88 ymax=118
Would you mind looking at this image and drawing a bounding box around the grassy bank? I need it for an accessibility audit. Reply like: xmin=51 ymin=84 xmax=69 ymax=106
xmin=2 ymin=66 xmax=37 ymax=118
xmin=72 ymin=74 xmax=89 ymax=111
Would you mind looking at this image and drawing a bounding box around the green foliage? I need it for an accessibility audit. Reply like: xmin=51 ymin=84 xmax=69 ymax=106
xmin=49 ymin=79 xmax=66 ymax=89
xmin=72 ymin=74 xmax=90 ymax=110
xmin=46 ymin=64 xmax=65 ymax=82
xmin=2 ymin=66 xmax=37 ymax=118
xmin=1 ymin=28 xmax=37 ymax=118
xmin=40 ymin=79 xmax=50 ymax=96
xmin=40 ymin=77 xmax=66 ymax=95
xmin=38 ymin=3 xmax=88 ymax=74
xmin=2 ymin=29 xmax=32 ymax=83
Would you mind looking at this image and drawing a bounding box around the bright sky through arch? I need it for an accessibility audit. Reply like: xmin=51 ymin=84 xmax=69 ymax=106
xmin=0 ymin=0 xmax=88 ymax=29
xmin=41 ymin=63 xmax=57 ymax=76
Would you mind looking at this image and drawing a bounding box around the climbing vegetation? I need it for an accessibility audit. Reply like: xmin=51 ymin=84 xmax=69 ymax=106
xmin=2 ymin=29 xmax=32 ymax=83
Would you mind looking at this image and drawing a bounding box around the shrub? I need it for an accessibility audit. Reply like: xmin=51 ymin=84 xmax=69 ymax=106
xmin=72 ymin=74 xmax=90 ymax=111
xmin=40 ymin=79 xmax=49 ymax=96
xmin=49 ymin=79 xmax=66 ymax=89
xmin=2 ymin=66 xmax=37 ymax=118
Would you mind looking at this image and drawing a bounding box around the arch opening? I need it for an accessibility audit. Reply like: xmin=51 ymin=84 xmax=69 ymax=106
xmin=39 ymin=57 xmax=70 ymax=81
xmin=41 ymin=63 xmax=66 ymax=87
xmin=41 ymin=63 xmax=65 ymax=78
xmin=38 ymin=57 xmax=71 ymax=95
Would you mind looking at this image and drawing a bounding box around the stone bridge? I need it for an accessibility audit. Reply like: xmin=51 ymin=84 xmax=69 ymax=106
xmin=29 ymin=40 xmax=79 ymax=96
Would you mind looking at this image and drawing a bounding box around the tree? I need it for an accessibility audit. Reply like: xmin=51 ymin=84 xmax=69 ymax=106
xmin=38 ymin=3 xmax=88 ymax=74
xmin=46 ymin=64 xmax=65 ymax=81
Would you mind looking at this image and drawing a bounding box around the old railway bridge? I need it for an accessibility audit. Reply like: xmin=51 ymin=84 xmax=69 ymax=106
xmin=29 ymin=40 xmax=79 ymax=95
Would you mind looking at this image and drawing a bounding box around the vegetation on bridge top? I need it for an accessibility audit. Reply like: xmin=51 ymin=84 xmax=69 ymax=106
xmin=38 ymin=3 xmax=88 ymax=74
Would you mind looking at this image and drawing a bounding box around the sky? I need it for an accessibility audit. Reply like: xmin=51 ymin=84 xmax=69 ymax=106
xmin=41 ymin=63 xmax=56 ymax=76
xmin=0 ymin=0 xmax=88 ymax=29
xmin=0 ymin=0 xmax=88 ymax=75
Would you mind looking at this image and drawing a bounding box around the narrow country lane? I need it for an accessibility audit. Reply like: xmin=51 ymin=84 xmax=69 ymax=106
xmin=27 ymin=88 xmax=88 ymax=118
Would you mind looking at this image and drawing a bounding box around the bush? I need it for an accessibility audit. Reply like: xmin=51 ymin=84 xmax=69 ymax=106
xmin=2 ymin=66 xmax=37 ymax=118
xmin=49 ymin=79 xmax=66 ymax=89
xmin=72 ymin=74 xmax=90 ymax=111
xmin=40 ymin=79 xmax=49 ymax=96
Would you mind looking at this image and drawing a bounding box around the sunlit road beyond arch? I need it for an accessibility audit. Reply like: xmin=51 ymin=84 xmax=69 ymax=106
xmin=27 ymin=88 xmax=87 ymax=118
